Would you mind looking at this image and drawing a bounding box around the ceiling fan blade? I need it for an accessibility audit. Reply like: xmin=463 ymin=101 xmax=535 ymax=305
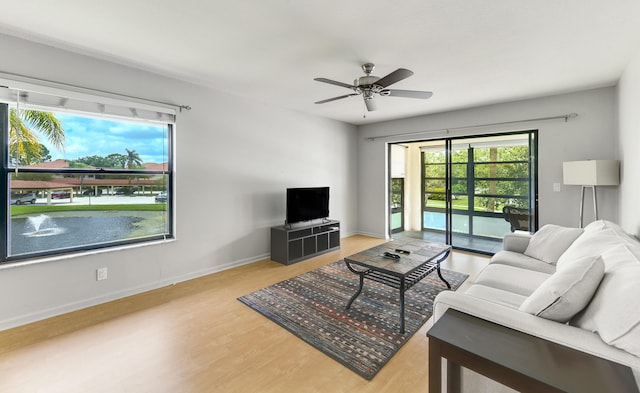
xmin=382 ymin=89 xmax=433 ymax=99
xmin=364 ymin=98 xmax=377 ymax=111
xmin=315 ymin=93 xmax=359 ymax=104
xmin=374 ymin=68 xmax=414 ymax=88
xmin=314 ymin=77 xmax=355 ymax=90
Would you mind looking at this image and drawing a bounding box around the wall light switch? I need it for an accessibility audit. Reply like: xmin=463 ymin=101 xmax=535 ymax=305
xmin=553 ymin=183 xmax=561 ymax=192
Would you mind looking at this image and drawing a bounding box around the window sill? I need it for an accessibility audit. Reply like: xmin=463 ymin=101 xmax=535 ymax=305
xmin=0 ymin=237 xmax=176 ymax=271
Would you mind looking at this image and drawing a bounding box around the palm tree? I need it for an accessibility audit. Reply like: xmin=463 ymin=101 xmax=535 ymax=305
xmin=9 ymin=108 xmax=64 ymax=165
xmin=125 ymin=148 xmax=143 ymax=169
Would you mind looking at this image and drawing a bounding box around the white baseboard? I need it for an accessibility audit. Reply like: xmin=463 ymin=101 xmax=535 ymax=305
xmin=0 ymin=253 xmax=270 ymax=332
xmin=354 ymin=231 xmax=388 ymax=239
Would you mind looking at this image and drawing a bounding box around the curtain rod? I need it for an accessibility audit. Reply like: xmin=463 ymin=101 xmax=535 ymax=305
xmin=0 ymin=71 xmax=191 ymax=112
xmin=366 ymin=113 xmax=578 ymax=141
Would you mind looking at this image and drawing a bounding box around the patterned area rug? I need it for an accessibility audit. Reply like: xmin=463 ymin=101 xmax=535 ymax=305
xmin=238 ymin=260 xmax=468 ymax=380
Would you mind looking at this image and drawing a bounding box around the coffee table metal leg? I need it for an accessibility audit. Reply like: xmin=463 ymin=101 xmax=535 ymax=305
xmin=399 ymin=277 xmax=406 ymax=334
xmin=436 ymin=250 xmax=452 ymax=289
xmin=345 ymin=262 xmax=365 ymax=309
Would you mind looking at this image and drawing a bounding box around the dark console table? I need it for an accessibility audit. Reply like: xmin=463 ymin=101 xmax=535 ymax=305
xmin=427 ymin=309 xmax=639 ymax=393
xmin=271 ymin=220 xmax=340 ymax=265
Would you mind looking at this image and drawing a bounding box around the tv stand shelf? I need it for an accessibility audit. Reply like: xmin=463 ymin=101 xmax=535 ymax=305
xmin=271 ymin=220 xmax=340 ymax=265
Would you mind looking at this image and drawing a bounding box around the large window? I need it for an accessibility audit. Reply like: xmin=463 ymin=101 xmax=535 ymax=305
xmin=1 ymin=83 xmax=175 ymax=263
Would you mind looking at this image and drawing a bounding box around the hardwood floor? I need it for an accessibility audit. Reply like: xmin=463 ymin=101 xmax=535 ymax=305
xmin=0 ymin=235 xmax=489 ymax=393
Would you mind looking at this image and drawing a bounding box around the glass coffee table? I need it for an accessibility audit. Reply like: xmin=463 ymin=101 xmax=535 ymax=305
xmin=344 ymin=238 xmax=452 ymax=333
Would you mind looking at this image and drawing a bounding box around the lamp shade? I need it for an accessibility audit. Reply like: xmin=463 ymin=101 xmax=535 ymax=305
xmin=563 ymin=160 xmax=620 ymax=186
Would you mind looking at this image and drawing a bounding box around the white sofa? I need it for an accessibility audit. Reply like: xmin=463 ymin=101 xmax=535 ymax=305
xmin=432 ymin=220 xmax=640 ymax=392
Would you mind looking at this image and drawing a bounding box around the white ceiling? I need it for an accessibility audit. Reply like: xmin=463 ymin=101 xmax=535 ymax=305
xmin=1 ymin=1 xmax=640 ymax=125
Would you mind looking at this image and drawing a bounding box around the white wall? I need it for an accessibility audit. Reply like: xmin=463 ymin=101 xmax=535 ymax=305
xmin=617 ymin=47 xmax=640 ymax=236
xmin=357 ymin=88 xmax=618 ymax=238
xmin=0 ymin=34 xmax=358 ymax=329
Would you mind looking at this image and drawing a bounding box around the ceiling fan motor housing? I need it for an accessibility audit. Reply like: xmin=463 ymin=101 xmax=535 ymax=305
xmin=355 ymin=75 xmax=380 ymax=87
xmin=355 ymin=74 xmax=383 ymax=99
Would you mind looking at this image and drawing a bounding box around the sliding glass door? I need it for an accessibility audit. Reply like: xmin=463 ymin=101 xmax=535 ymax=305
xmin=390 ymin=131 xmax=537 ymax=254
xmin=420 ymin=141 xmax=448 ymax=244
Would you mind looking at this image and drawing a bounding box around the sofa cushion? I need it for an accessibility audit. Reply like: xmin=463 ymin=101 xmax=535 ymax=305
xmin=474 ymin=264 xmax=551 ymax=297
xmin=557 ymin=227 xmax=639 ymax=270
xmin=490 ymin=250 xmax=557 ymax=274
xmin=572 ymin=245 xmax=640 ymax=357
xmin=519 ymin=255 xmax=604 ymax=322
xmin=523 ymin=224 xmax=583 ymax=264
xmin=502 ymin=231 xmax=533 ymax=253
xmin=584 ymin=220 xmax=640 ymax=259
xmin=599 ymin=238 xmax=640 ymax=271
xmin=465 ymin=284 xmax=528 ymax=309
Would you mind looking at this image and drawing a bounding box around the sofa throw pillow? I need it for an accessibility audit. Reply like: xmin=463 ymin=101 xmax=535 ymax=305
xmin=557 ymin=226 xmax=640 ymax=269
xmin=523 ymin=224 xmax=583 ymax=264
xmin=583 ymin=220 xmax=640 ymax=259
xmin=572 ymin=245 xmax=640 ymax=357
xmin=519 ymin=255 xmax=604 ymax=322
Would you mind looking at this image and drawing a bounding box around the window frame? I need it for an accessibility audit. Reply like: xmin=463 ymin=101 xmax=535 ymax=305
xmin=1 ymin=102 xmax=175 ymax=264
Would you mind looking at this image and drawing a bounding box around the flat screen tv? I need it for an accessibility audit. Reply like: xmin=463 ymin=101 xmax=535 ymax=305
xmin=286 ymin=187 xmax=330 ymax=224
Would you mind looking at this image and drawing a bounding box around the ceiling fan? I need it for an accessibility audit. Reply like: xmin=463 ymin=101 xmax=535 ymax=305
xmin=314 ymin=63 xmax=433 ymax=112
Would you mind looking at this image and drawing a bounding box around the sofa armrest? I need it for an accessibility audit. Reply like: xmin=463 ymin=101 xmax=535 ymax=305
xmin=432 ymin=291 xmax=640 ymax=371
xmin=502 ymin=231 xmax=532 ymax=253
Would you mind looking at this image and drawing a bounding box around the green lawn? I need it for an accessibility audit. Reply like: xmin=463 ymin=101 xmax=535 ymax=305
xmin=11 ymin=204 xmax=165 ymax=216
xmin=427 ymin=197 xmax=469 ymax=210
xmin=426 ymin=196 xmax=507 ymax=213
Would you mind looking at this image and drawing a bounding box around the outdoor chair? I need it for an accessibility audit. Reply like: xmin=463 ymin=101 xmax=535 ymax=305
xmin=502 ymin=206 xmax=530 ymax=232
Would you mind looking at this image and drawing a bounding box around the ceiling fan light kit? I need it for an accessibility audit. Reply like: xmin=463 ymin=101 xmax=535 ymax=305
xmin=314 ymin=63 xmax=433 ymax=112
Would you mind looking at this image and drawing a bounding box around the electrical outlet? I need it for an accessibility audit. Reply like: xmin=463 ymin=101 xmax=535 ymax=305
xmin=96 ymin=267 xmax=108 ymax=281
xmin=553 ymin=183 xmax=561 ymax=192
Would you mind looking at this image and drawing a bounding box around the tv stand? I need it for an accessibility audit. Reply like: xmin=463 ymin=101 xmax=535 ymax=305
xmin=271 ymin=220 xmax=340 ymax=265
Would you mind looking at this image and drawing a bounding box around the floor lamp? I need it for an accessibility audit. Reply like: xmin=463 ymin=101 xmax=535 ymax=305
xmin=563 ymin=160 xmax=620 ymax=228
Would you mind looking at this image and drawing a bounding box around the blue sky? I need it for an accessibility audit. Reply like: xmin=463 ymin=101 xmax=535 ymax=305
xmin=42 ymin=113 xmax=169 ymax=163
